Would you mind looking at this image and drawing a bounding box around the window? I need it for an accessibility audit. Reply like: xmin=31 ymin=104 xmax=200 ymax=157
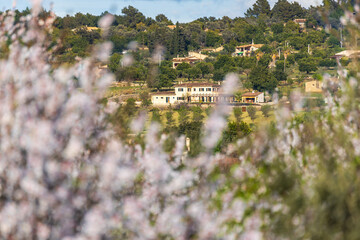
xmin=173 ymin=97 xmax=175 ymax=99
xmin=200 ymin=88 xmax=204 ymax=91
xmin=156 ymin=97 xmax=158 ymax=99
xmin=206 ymin=88 xmax=211 ymax=91
xmin=161 ymin=97 xmax=163 ymax=99
xmin=194 ymin=88 xmax=196 ymax=91
xmin=178 ymin=88 xmax=184 ymax=92
xmin=188 ymin=88 xmax=191 ymax=91
xmin=213 ymin=88 xmax=217 ymax=92
xmin=177 ymin=97 xmax=185 ymax=100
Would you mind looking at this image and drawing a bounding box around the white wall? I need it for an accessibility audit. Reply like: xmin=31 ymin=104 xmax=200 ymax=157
xmin=257 ymin=93 xmax=265 ymax=103
xmin=151 ymin=95 xmax=178 ymax=106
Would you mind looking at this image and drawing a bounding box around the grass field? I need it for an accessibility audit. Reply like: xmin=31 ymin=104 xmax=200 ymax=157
xmin=147 ymin=108 xmax=275 ymax=127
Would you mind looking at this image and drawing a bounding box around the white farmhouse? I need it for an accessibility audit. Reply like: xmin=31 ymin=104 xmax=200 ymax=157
xmin=151 ymin=82 xmax=236 ymax=106
xmin=151 ymin=92 xmax=177 ymax=106
xmin=241 ymin=92 xmax=265 ymax=103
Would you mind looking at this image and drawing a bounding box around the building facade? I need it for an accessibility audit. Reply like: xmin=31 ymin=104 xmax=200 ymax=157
xmin=151 ymin=83 xmax=237 ymax=106
xmin=305 ymin=81 xmax=323 ymax=93
xmin=241 ymin=92 xmax=265 ymax=103
xmin=234 ymin=43 xmax=264 ymax=57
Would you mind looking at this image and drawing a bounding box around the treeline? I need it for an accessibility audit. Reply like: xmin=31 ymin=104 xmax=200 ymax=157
xmin=6 ymin=0 xmax=348 ymax=60
xmin=2 ymin=0 xmax=350 ymax=93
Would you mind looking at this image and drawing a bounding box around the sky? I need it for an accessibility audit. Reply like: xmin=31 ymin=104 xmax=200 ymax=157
xmin=2 ymin=0 xmax=321 ymax=23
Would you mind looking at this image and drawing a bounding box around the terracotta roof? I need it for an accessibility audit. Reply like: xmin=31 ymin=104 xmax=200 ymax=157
xmin=172 ymin=56 xmax=201 ymax=62
xmin=236 ymin=44 xmax=264 ymax=49
xmin=242 ymin=92 xmax=263 ymax=97
xmin=174 ymin=83 xmax=220 ymax=88
xmin=333 ymin=50 xmax=360 ymax=58
xmin=151 ymin=91 xmax=176 ymax=96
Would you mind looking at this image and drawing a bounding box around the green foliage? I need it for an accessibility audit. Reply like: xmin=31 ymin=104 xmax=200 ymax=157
xmin=109 ymin=53 xmax=122 ymax=72
xmin=298 ymin=57 xmax=319 ymax=73
xmin=151 ymin=108 xmax=162 ymax=123
xmin=121 ymin=6 xmax=146 ymax=28
xmin=205 ymin=30 xmax=223 ymax=47
xmin=233 ymin=107 xmax=243 ymax=122
xmin=196 ymin=62 xmax=214 ymax=78
xmin=139 ymin=91 xmax=152 ymax=107
xmin=191 ymin=106 xmax=204 ymax=122
xmin=177 ymin=105 xmax=190 ymax=125
xmin=247 ymin=106 xmax=257 ymax=121
xmin=271 ymin=23 xmax=284 ymax=34
xmin=213 ymin=69 xmax=225 ymax=82
xmin=272 ymin=0 xmax=305 ymax=22
xmin=249 ymin=65 xmax=278 ymax=93
xmin=186 ymin=67 xmax=202 ymax=81
xmin=319 ymin=58 xmax=337 ymax=67
xmin=165 ymin=110 xmax=175 ymax=132
xmin=215 ymin=121 xmax=252 ymax=152
xmin=245 ymin=0 xmax=271 ymax=18
xmin=260 ymin=105 xmax=272 ymax=117
xmin=178 ymin=121 xmax=203 ymax=156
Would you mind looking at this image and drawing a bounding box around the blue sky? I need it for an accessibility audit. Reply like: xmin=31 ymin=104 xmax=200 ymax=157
xmin=2 ymin=0 xmax=321 ymax=23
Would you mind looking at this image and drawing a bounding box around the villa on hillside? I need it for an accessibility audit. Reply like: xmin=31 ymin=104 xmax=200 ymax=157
xmin=331 ymin=50 xmax=360 ymax=60
xmin=305 ymin=80 xmax=323 ymax=93
xmin=201 ymin=46 xmax=224 ymax=53
xmin=234 ymin=42 xmax=264 ymax=57
xmin=151 ymin=83 xmax=265 ymax=106
xmin=72 ymin=26 xmax=100 ymax=32
xmin=294 ymin=19 xmax=307 ymax=29
xmin=151 ymin=82 xmax=239 ymax=106
xmin=172 ymin=56 xmax=203 ymax=69
xmin=241 ymin=92 xmax=265 ymax=103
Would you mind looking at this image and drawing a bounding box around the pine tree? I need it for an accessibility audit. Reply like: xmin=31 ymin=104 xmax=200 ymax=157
xmin=245 ymin=0 xmax=271 ymax=18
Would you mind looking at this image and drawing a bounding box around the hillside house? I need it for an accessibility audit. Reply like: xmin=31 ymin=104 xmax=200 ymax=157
xmin=201 ymin=46 xmax=224 ymax=53
xmin=188 ymin=51 xmax=208 ymax=60
xmin=332 ymin=50 xmax=360 ymax=60
xmin=294 ymin=19 xmax=307 ymax=29
xmin=151 ymin=92 xmax=177 ymax=105
xmin=172 ymin=56 xmax=202 ymax=69
xmin=305 ymin=80 xmax=323 ymax=93
xmin=151 ymin=82 xmax=236 ymax=106
xmin=242 ymin=92 xmax=265 ymax=103
xmin=234 ymin=42 xmax=264 ymax=57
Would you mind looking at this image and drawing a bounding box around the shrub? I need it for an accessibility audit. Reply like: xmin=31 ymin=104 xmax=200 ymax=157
xmin=260 ymin=105 xmax=272 ymax=117
xmin=247 ymin=106 xmax=257 ymax=121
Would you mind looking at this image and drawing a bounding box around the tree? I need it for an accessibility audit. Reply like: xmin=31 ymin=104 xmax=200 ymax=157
xmin=216 ymin=121 xmax=252 ymax=151
xmin=214 ymin=55 xmax=235 ymax=70
xmin=165 ymin=110 xmax=175 ymax=129
xmin=155 ymin=14 xmax=173 ymax=25
xmin=139 ymin=91 xmax=152 ymax=107
xmin=245 ymin=0 xmax=271 ymax=18
xmin=178 ymin=105 xmax=190 ymax=125
xmin=151 ymin=108 xmax=162 ymax=123
xmin=213 ymin=69 xmax=225 ymax=82
xmin=192 ymin=106 xmax=204 ymax=122
xmin=205 ymin=30 xmax=223 ymax=47
xmin=247 ymin=106 xmax=257 ymax=121
xmin=186 ymin=67 xmax=202 ymax=81
xmin=248 ymin=65 xmax=278 ymax=93
xmin=196 ymin=62 xmax=214 ymax=79
xmin=109 ymin=53 xmax=122 ymax=73
xmin=233 ymin=107 xmax=243 ymax=122
xmin=121 ymin=6 xmax=146 ymax=28
xmin=272 ymin=0 xmax=304 ymax=21
xmin=261 ymin=105 xmax=272 ymax=117
xmin=298 ymin=57 xmax=318 ymax=74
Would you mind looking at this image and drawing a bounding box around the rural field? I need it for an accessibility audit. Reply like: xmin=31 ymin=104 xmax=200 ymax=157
xmin=0 ymin=0 xmax=359 ymax=239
